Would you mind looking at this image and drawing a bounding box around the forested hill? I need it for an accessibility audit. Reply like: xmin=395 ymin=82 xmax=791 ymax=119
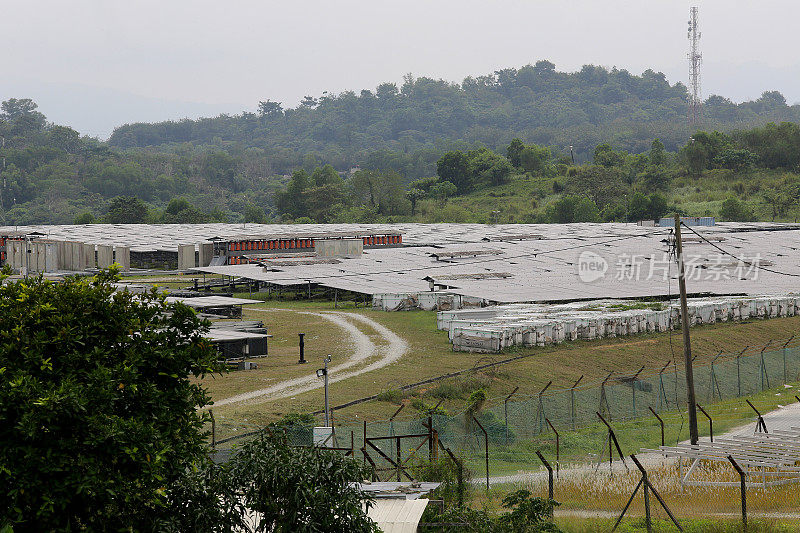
xmin=108 ymin=61 xmax=800 ymax=178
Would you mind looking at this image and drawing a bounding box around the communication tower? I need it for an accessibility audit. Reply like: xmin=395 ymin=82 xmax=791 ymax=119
xmin=687 ymin=6 xmax=702 ymax=125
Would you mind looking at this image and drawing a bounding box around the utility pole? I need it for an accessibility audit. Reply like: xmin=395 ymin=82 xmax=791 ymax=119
xmin=675 ymin=214 xmax=699 ymax=445
xmin=317 ymin=355 xmax=332 ymax=426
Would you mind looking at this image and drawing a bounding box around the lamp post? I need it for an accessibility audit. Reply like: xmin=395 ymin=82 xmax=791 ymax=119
xmin=316 ymin=355 xmax=332 ymax=426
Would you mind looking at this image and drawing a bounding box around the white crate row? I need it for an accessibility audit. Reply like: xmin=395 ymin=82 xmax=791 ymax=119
xmin=438 ymin=295 xmax=800 ymax=353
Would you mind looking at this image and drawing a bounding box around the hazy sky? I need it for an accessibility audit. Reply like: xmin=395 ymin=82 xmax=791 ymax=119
xmin=3 ymin=0 xmax=800 ymax=137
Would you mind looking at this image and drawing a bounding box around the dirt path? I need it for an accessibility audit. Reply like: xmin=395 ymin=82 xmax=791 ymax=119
xmin=212 ymin=309 xmax=407 ymax=407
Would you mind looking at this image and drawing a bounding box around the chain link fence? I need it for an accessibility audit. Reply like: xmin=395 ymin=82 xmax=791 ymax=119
xmin=211 ymin=337 xmax=800 ymax=479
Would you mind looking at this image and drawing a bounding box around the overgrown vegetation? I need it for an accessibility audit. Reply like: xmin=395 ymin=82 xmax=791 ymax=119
xmin=4 ymin=63 xmax=800 ymax=224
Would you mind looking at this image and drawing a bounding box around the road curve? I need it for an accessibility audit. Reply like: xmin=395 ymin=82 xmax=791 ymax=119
xmin=212 ymin=309 xmax=407 ymax=407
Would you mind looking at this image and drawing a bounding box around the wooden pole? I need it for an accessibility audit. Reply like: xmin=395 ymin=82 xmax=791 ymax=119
xmin=675 ymin=214 xmax=699 ymax=445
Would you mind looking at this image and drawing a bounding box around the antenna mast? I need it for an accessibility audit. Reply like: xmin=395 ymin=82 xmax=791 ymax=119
xmin=687 ymin=6 xmax=702 ymax=126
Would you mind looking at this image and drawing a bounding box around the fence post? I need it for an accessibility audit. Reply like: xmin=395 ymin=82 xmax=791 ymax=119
xmin=696 ymin=403 xmax=713 ymax=442
xmin=545 ymin=418 xmax=560 ymax=478
xmin=396 ymin=436 xmax=402 ymax=481
xmin=389 ymin=403 xmax=404 ymax=438
xmin=504 ymin=386 xmax=519 ymax=446
xmin=648 ymin=406 xmax=664 ymax=447
xmin=709 ymin=352 xmax=723 ymax=402
xmin=728 ymin=455 xmax=747 ymax=531
xmin=736 ymin=346 xmax=748 ymax=397
xmin=746 ymin=399 xmax=768 ymax=433
xmin=599 ymin=371 xmax=614 ymax=421
xmin=597 ymin=412 xmax=628 ymax=471
xmin=657 ymin=361 xmax=671 ymax=411
xmin=536 ymin=381 xmax=553 ymax=434
xmin=783 ymin=336 xmax=795 ymax=385
xmin=472 ymin=414 xmax=490 ymax=491
xmin=428 ymin=415 xmax=433 ymax=461
xmin=570 ymin=375 xmax=584 ymax=430
xmin=760 ymin=340 xmax=773 ymax=391
xmin=210 ymin=409 xmax=215 ymax=450
xmin=630 ymin=366 xmax=645 ymax=418
xmin=535 ymin=450 xmax=554 ymax=504
xmin=439 ymin=444 xmax=464 ymax=507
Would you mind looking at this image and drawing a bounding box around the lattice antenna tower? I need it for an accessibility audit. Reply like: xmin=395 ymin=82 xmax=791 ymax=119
xmin=687 ymin=6 xmax=702 ymax=125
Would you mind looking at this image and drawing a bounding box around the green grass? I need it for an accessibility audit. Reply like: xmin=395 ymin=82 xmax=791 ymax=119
xmin=456 ymin=383 xmax=800 ymax=477
xmin=406 ymin=167 xmax=800 ymax=223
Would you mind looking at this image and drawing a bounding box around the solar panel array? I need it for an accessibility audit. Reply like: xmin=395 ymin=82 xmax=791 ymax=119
xmin=5 ymin=222 xmax=800 ymax=303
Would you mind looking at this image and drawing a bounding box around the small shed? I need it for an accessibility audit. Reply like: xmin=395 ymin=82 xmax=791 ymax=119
xmin=165 ymin=295 xmax=263 ymax=318
xmin=354 ymin=481 xmax=441 ymax=533
xmin=204 ymin=329 xmax=270 ymax=360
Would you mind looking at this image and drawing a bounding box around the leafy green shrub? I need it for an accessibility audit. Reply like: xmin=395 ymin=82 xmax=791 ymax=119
xmin=719 ymin=197 xmax=756 ymax=221
xmin=408 ymin=397 xmax=448 ymax=416
xmin=0 ymin=267 xmax=224 ymax=531
xmin=376 ymin=388 xmax=404 ymax=404
xmin=497 ymin=490 xmax=561 ymax=532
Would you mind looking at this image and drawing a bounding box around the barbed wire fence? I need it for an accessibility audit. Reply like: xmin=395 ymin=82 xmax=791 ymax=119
xmin=208 ymin=336 xmax=800 ymax=502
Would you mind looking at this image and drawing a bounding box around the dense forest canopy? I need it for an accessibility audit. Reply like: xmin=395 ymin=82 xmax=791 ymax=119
xmin=108 ymin=61 xmax=800 ymax=177
xmin=2 ymin=61 xmax=800 ymax=225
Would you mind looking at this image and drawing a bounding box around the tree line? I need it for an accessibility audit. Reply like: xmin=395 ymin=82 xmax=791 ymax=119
xmin=107 ymin=61 xmax=800 ymax=181
xmin=3 ymin=88 xmax=800 ymax=225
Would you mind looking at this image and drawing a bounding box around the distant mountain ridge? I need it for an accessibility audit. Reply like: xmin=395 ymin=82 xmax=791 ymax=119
xmin=107 ymin=61 xmax=800 ymax=177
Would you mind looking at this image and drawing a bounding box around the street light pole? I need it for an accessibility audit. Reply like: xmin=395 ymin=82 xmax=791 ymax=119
xmin=317 ymin=355 xmax=332 ymax=427
xmin=675 ymin=214 xmax=699 ymax=445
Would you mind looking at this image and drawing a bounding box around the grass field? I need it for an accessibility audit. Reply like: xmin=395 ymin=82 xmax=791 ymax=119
xmin=208 ymin=297 xmax=800 ymax=425
xmin=122 ymin=273 xmax=800 ymax=525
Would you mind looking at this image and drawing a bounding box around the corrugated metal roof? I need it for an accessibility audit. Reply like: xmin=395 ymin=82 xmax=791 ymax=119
xmin=191 ymin=224 xmax=800 ymax=303
xmin=165 ymin=296 xmax=264 ymax=308
xmin=367 ymin=499 xmax=430 ymax=533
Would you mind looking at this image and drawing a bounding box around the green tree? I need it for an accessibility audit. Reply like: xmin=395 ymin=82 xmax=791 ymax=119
xmin=467 ymin=148 xmax=513 ymax=187
xmin=275 ymin=169 xmax=312 ymax=218
xmin=0 ymin=268 xmax=222 ymax=531
xmin=243 ymin=203 xmax=268 ymax=223
xmin=405 ymin=188 xmax=425 ymax=215
xmin=507 ymin=138 xmax=525 ymax=167
xmin=497 ymin=490 xmax=560 ymax=532
xmin=437 ymin=151 xmax=471 ymax=194
xmin=713 ymin=148 xmax=758 ymax=171
xmin=648 ymin=138 xmax=666 ymax=166
xmin=592 ymin=143 xmax=626 ymax=167
xmin=162 ymin=197 xmax=207 ymax=223
xmin=719 ymin=197 xmax=755 ymax=222
xmin=546 ymin=195 xmax=600 ymax=223
xmin=73 ymin=212 xmax=96 ymax=224
xmin=229 ymin=432 xmax=377 ymax=533
xmin=430 ymin=180 xmax=458 ymax=206
xmin=103 ymin=196 xmax=149 ymax=223
xmin=311 ymin=164 xmax=342 ymax=186
xmin=567 ymin=165 xmax=625 ymax=209
xmin=519 ymin=145 xmax=551 ymax=175
xmin=627 ymin=192 xmax=668 ymax=222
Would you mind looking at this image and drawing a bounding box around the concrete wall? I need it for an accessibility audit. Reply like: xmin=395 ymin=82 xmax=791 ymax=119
xmin=9 ymin=240 xmax=23 ymax=269
xmin=97 ymin=245 xmax=114 ymax=268
xmin=83 ymin=244 xmax=95 ymax=269
xmin=199 ymin=242 xmax=214 ymax=267
xmin=315 ymin=238 xmax=363 ymax=257
xmin=178 ymin=244 xmax=196 ymax=270
xmin=114 ymin=246 xmax=130 ymax=270
xmin=70 ymin=242 xmax=81 ymax=270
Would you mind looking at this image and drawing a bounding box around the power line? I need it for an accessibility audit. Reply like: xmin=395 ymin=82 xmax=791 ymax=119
xmin=680 ymin=222 xmax=800 ymax=278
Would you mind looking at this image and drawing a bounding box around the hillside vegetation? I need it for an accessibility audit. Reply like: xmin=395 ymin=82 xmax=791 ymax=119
xmin=108 ymin=61 xmax=800 ymax=178
xmin=2 ymin=61 xmax=800 ymax=224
